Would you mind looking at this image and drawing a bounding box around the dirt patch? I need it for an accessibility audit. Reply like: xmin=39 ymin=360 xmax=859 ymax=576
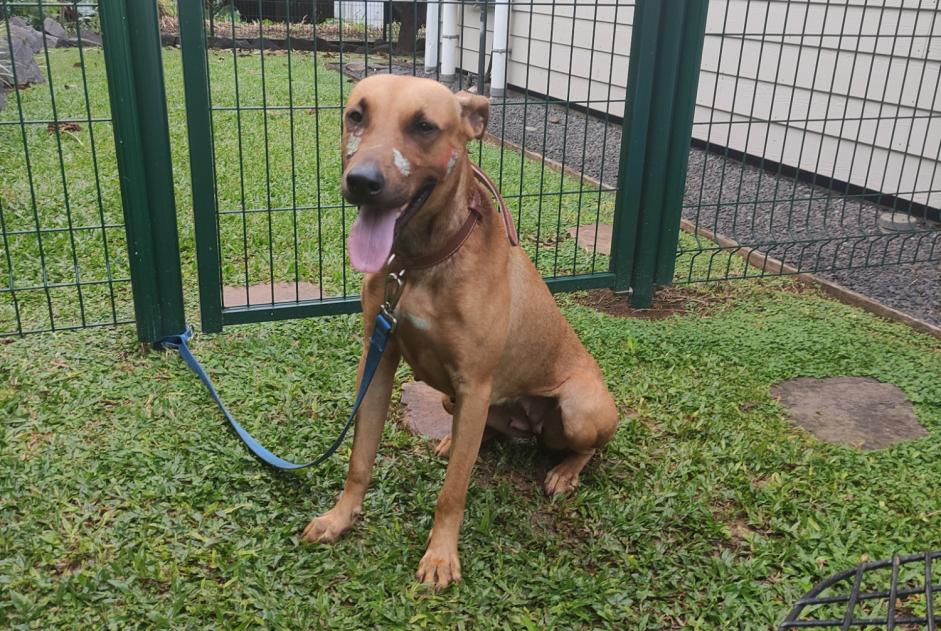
xmin=47 ymin=122 xmax=81 ymax=134
xmin=772 ymin=376 xmax=927 ymax=450
xmin=576 ymin=286 xmax=730 ymax=320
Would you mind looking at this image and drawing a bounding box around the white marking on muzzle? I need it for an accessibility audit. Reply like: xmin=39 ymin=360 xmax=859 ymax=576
xmin=446 ymin=149 xmax=458 ymax=176
xmin=346 ymin=131 xmax=362 ymax=158
xmin=392 ymin=148 xmax=412 ymax=177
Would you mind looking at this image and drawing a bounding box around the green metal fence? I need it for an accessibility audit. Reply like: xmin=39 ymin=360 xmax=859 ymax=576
xmin=0 ymin=0 xmax=132 ymax=335
xmin=677 ymin=0 xmax=941 ymax=283
xmin=1 ymin=0 xmax=938 ymax=341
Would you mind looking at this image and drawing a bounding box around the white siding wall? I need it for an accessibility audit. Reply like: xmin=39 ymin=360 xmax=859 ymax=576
xmin=455 ymin=0 xmax=941 ymax=208
xmin=457 ymin=1 xmax=632 ymax=116
xmin=334 ymin=0 xmax=384 ymax=27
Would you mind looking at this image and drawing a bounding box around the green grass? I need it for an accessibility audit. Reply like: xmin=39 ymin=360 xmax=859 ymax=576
xmin=0 ymin=48 xmax=613 ymax=333
xmin=3 ymin=47 xmax=941 ymax=629
xmin=3 ymin=275 xmax=941 ymax=628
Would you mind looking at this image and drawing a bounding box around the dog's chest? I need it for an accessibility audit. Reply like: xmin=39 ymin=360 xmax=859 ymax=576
xmin=393 ymin=304 xmax=457 ymax=393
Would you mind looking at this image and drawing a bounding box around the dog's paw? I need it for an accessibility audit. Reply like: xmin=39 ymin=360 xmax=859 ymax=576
xmin=433 ymin=435 xmax=452 ymax=459
xmin=416 ymin=544 xmax=462 ymax=590
xmin=301 ymin=509 xmax=354 ymax=543
xmin=544 ymin=463 xmax=580 ymax=496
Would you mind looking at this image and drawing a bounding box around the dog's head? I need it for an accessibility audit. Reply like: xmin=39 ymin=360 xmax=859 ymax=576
xmin=340 ymin=74 xmax=489 ymax=273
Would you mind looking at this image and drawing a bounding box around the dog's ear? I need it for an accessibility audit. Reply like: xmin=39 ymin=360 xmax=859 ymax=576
xmin=456 ymin=91 xmax=490 ymax=140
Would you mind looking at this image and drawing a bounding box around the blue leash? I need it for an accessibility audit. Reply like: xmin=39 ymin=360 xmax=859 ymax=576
xmin=159 ymin=312 xmax=396 ymax=471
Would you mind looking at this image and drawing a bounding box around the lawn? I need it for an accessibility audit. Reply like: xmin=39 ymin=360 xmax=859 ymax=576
xmin=2 ymin=48 xmax=941 ymax=629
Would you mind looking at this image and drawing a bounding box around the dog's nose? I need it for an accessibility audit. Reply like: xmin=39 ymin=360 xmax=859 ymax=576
xmin=345 ymin=164 xmax=385 ymax=201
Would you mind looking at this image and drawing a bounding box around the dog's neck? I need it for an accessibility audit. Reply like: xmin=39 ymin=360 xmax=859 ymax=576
xmin=392 ymin=157 xmax=476 ymax=265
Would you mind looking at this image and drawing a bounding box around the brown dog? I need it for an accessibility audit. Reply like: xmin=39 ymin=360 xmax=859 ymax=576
xmin=302 ymin=75 xmax=619 ymax=589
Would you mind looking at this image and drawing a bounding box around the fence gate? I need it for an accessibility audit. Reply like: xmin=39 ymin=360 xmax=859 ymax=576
xmin=4 ymin=1 xmax=939 ymax=342
xmin=174 ymin=0 xmax=708 ymax=335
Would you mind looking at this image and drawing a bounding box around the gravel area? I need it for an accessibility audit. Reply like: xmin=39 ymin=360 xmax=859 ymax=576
xmin=342 ymin=61 xmax=941 ymax=328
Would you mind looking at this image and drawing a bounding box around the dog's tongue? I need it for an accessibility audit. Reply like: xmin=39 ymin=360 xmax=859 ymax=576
xmin=348 ymin=206 xmax=399 ymax=273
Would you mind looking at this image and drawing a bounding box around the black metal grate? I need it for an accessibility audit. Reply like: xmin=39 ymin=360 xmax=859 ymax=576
xmin=781 ymin=552 xmax=941 ymax=630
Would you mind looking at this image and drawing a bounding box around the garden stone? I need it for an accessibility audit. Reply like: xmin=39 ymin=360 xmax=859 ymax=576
xmin=878 ymin=212 xmax=919 ymax=234
xmin=221 ymin=281 xmax=324 ymax=307
xmin=9 ymin=16 xmax=29 ymax=28
xmin=401 ymin=381 xmax=452 ymax=440
xmin=772 ymin=376 xmax=926 ymax=450
xmin=10 ymin=23 xmax=43 ymax=53
xmin=567 ymin=223 xmax=612 ymax=256
xmin=64 ymin=31 xmax=102 ymax=48
xmin=0 ymin=35 xmax=44 ymax=87
xmin=43 ymin=17 xmax=68 ymax=40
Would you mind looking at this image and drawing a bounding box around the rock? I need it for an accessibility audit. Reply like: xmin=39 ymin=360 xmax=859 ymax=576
xmin=9 ymin=16 xmax=29 ymax=29
xmin=43 ymin=17 xmax=68 ymax=40
xmin=0 ymin=34 xmax=43 ymax=87
xmin=75 ymin=30 xmax=102 ymax=46
xmin=10 ymin=23 xmax=43 ymax=53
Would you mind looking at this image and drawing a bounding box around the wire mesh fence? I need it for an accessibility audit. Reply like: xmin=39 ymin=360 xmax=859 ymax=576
xmin=182 ymin=0 xmax=630 ymax=325
xmin=781 ymin=551 xmax=940 ymax=629
xmin=678 ymin=0 xmax=941 ymax=284
xmin=0 ymin=0 xmax=132 ymax=336
xmin=3 ymin=0 xmax=940 ymax=337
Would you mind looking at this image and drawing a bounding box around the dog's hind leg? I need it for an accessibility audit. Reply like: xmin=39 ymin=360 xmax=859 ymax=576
xmin=541 ymin=372 xmax=618 ymax=496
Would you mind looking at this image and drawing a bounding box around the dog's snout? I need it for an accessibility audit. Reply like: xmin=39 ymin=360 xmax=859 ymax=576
xmin=345 ymin=163 xmax=385 ymax=202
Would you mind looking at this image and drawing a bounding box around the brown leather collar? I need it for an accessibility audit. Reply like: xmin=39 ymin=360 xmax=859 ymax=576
xmin=471 ymin=163 xmax=520 ymax=247
xmin=392 ymin=164 xmax=519 ymax=271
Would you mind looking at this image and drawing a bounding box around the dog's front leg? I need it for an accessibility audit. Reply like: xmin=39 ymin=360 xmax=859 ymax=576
xmin=302 ymin=337 xmax=401 ymax=543
xmin=416 ymin=378 xmax=492 ymax=590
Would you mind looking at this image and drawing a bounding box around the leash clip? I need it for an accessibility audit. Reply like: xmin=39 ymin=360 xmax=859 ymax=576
xmin=380 ymin=254 xmax=406 ymax=332
xmin=382 ymin=254 xmax=406 ymax=321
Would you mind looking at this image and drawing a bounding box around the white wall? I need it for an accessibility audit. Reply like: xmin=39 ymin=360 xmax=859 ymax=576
xmin=454 ymin=0 xmax=941 ymax=209
xmin=695 ymin=0 xmax=941 ymax=208
xmin=457 ymin=0 xmax=632 ymax=116
xmin=334 ymin=1 xmax=384 ymax=27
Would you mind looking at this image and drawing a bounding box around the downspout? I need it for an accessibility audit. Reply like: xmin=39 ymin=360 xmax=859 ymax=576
xmin=424 ymin=0 xmax=440 ymax=73
xmin=440 ymin=0 xmax=459 ymax=82
xmin=490 ymin=0 xmax=510 ymax=97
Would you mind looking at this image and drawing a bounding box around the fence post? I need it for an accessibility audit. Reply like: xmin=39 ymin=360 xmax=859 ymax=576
xmin=178 ymin=0 xmax=224 ymax=334
xmin=610 ymin=0 xmax=708 ymax=307
xmin=99 ymin=2 xmax=186 ymax=343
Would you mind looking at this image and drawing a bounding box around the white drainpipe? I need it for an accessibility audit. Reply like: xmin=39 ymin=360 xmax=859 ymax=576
xmin=490 ymin=0 xmax=510 ymax=97
xmin=439 ymin=0 xmax=459 ymax=82
xmin=424 ymin=0 xmax=440 ymax=73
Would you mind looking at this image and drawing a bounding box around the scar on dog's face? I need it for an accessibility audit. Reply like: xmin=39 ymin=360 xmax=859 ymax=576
xmin=340 ymin=74 xmax=490 ymax=211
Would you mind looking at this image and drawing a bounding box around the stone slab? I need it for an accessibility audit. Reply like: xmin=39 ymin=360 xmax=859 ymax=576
xmin=771 ymin=376 xmax=926 ymax=450
xmin=567 ymin=223 xmax=612 ymax=256
xmin=222 ymin=281 xmax=323 ymax=307
xmin=400 ymin=381 xmax=452 ymax=440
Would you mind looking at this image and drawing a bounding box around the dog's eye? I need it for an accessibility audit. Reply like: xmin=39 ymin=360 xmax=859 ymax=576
xmin=416 ymin=120 xmax=437 ymax=134
xmin=347 ymin=110 xmax=363 ymax=125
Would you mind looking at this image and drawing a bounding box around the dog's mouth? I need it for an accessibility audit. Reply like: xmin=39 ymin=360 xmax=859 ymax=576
xmin=347 ymin=183 xmax=435 ymax=273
